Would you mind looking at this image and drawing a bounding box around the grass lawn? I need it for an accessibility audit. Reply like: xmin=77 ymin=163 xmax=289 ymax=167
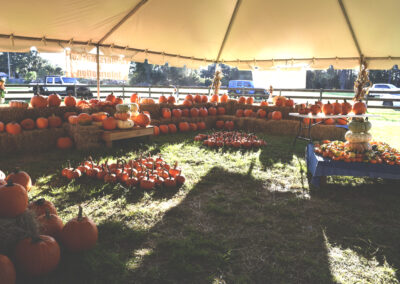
xmin=1 ymin=131 xmax=400 ymax=284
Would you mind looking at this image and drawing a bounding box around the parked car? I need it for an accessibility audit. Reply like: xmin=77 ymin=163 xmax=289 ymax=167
xmin=228 ymin=80 xmax=268 ymax=98
xmin=369 ymin=83 xmax=400 ymax=106
xmin=31 ymin=76 xmax=93 ymax=98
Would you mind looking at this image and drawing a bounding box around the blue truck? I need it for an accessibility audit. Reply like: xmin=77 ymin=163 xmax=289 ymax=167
xmin=228 ymin=80 xmax=268 ymax=97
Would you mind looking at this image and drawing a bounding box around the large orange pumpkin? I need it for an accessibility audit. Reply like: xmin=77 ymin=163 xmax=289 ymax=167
xmin=190 ymin=108 xmax=199 ymax=117
xmin=61 ymin=206 xmax=98 ymax=252
xmin=134 ymin=113 xmax=150 ymax=127
xmin=238 ymin=96 xmax=246 ymax=104
xmin=130 ymin=93 xmax=140 ymax=104
xmin=246 ymin=97 xmax=254 ymax=105
xmin=271 ymin=111 xmax=282 ymax=120
xmin=15 ymin=235 xmax=60 ymax=276
xmin=0 ymin=121 xmax=4 ymax=132
xmin=0 ymin=181 xmax=28 ymax=218
xmin=172 ymin=108 xmax=182 ymax=118
xmin=341 ymin=99 xmax=352 ymax=115
xmin=64 ymin=94 xmax=76 ymax=107
xmin=220 ymin=94 xmax=229 ymax=103
xmin=47 ymin=93 xmax=61 ymax=107
xmin=208 ymin=107 xmax=217 ymax=116
xmin=28 ymin=198 xmax=57 ymax=216
xmin=106 ymin=92 xmax=116 ymax=103
xmin=30 ymin=94 xmax=48 ymax=108
xmin=5 ymin=122 xmax=22 ymax=135
xmin=159 ymin=95 xmax=167 ymax=104
xmin=352 ymin=100 xmax=367 ymax=115
xmin=153 ymin=126 xmax=160 ymax=136
xmin=78 ymin=113 xmax=92 ymax=125
xmin=21 ymin=118 xmax=35 ymax=130
xmin=210 ymin=94 xmax=219 ymax=103
xmin=57 ymin=137 xmax=73 ymax=149
xmin=0 ymin=254 xmax=16 ymax=284
xmin=48 ymin=114 xmax=62 ymax=128
xmin=201 ymin=95 xmax=208 ymax=103
xmin=102 ymin=117 xmax=117 ymax=130
xmin=159 ymin=124 xmax=169 ymax=134
xmin=6 ymin=169 xmax=32 ymax=192
xmin=167 ymin=95 xmax=176 ymax=104
xmin=168 ymin=124 xmax=177 ymax=133
xmin=37 ymin=210 xmax=64 ymax=239
xmin=194 ymin=94 xmax=202 ymax=103
xmin=68 ymin=115 xmax=79 ymax=125
xmin=182 ymin=99 xmax=193 ymax=108
xmin=178 ymin=122 xmax=190 ymax=132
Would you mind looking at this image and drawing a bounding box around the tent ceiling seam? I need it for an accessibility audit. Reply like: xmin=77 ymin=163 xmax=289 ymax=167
xmin=215 ymin=0 xmax=242 ymax=63
xmin=338 ymin=0 xmax=362 ymax=58
xmin=98 ymin=0 xmax=149 ymax=45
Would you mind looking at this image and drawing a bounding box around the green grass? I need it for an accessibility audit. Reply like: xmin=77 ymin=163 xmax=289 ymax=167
xmin=1 ymin=132 xmax=400 ymax=283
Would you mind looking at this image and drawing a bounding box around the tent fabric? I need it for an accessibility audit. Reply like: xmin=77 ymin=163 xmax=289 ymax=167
xmin=0 ymin=0 xmax=399 ymax=70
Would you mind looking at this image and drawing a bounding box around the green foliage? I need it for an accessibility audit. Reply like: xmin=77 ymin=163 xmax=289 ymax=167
xmin=0 ymin=51 xmax=63 ymax=81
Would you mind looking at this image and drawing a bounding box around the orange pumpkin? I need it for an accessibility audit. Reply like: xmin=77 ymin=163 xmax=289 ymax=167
xmin=102 ymin=117 xmax=117 ymax=130
xmin=57 ymin=137 xmax=73 ymax=149
xmin=332 ymin=100 xmax=342 ymax=115
xmin=322 ymin=101 xmax=334 ymax=115
xmin=217 ymin=107 xmax=226 ymax=115
xmin=341 ymin=99 xmax=352 ymax=115
xmin=114 ymin=97 xmax=123 ymax=105
xmin=64 ymin=94 xmax=76 ymax=107
xmin=220 ymin=94 xmax=229 ymax=103
xmin=236 ymin=109 xmax=244 ymax=117
xmin=48 ymin=115 xmax=62 ymax=128
xmin=271 ymin=111 xmax=282 ymax=120
xmin=172 ymin=108 xmax=182 ymax=118
xmin=285 ymin=99 xmax=294 ymax=107
xmin=352 ymin=100 xmax=367 ymax=115
xmin=189 ymin=123 xmax=198 ymax=131
xmin=273 ymin=96 xmax=286 ymax=107
xmin=133 ymin=113 xmax=150 ymax=127
xmin=47 ymin=93 xmax=61 ymax=107
xmin=194 ymin=94 xmax=202 ymax=103
xmin=153 ymin=126 xmax=160 ymax=136
xmin=162 ymin=108 xmax=172 ymax=119
xmin=167 ymin=96 xmax=176 ymax=104
xmin=159 ymin=124 xmax=169 ymax=134
xmin=246 ymin=97 xmax=254 ymax=105
xmin=201 ymin=95 xmax=208 ymax=103
xmin=6 ymin=122 xmax=22 ymax=135
xmin=159 ymin=95 xmax=168 ymax=104
xmin=91 ymin=112 xmax=107 ymax=122
xmin=185 ymin=94 xmax=194 ymax=101
xmin=9 ymin=100 xmax=29 ymax=108
xmin=197 ymin=121 xmax=206 ymax=130
xmin=36 ymin=117 xmax=49 ymax=129
xmin=210 ymin=94 xmax=219 ymax=103
xmin=0 ymin=254 xmax=16 ymax=284
xmin=0 ymin=121 xmax=4 ymax=132
xmin=168 ymin=124 xmax=177 ymax=133
xmin=30 ymin=94 xmax=48 ymax=108
xmin=182 ymin=99 xmax=193 ymax=108
xmin=257 ymin=109 xmax=267 ymax=118
xmin=260 ymin=101 xmax=269 ymax=106
xmin=244 ymin=109 xmax=253 ymax=117
xmin=0 ymin=181 xmax=28 ymax=217
xmin=190 ymin=108 xmax=199 ymax=117
xmin=178 ymin=122 xmax=190 ymax=132
xmin=130 ymin=93 xmax=140 ymax=104
xmin=336 ymin=118 xmax=348 ymax=125
xmin=324 ymin=118 xmax=335 ymax=125
xmin=141 ymin=98 xmax=155 ymax=105
xmin=114 ymin=112 xmax=131 ymax=121
xmin=21 ymin=118 xmax=35 ymax=130
xmin=78 ymin=113 xmax=92 ymax=125
xmin=68 ymin=115 xmax=79 ymax=125
xmin=106 ymin=92 xmax=116 ymax=103
xmin=64 ymin=112 xmax=77 ymax=120
xmin=208 ymin=107 xmax=217 ymax=116
xmin=238 ymin=96 xmax=246 ymax=104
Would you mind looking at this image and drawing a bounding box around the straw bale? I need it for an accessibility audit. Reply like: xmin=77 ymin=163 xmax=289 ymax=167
xmin=64 ymin=123 xmax=102 ymax=150
xmin=0 ymin=210 xmax=39 ymax=255
xmin=0 ymin=127 xmax=66 ymax=155
xmin=0 ymin=106 xmax=81 ymax=124
xmin=140 ymin=104 xmax=160 ymax=119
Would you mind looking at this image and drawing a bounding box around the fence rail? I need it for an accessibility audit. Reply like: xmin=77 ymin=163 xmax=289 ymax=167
xmin=3 ymin=84 xmax=400 ymax=110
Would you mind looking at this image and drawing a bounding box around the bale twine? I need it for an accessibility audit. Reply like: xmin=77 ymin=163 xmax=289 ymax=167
xmin=64 ymin=123 xmax=102 ymax=150
xmin=0 ymin=210 xmax=39 ymax=255
xmin=0 ymin=127 xmax=66 ymax=155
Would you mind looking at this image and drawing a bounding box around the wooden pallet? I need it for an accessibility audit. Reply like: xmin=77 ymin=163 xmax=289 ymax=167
xmin=102 ymin=126 xmax=154 ymax=147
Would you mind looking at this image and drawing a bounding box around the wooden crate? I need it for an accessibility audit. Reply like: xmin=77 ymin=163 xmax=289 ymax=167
xmin=102 ymin=126 xmax=154 ymax=147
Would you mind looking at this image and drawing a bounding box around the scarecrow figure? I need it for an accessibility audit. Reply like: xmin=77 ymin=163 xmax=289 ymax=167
xmin=211 ymin=68 xmax=223 ymax=96
xmin=0 ymin=78 xmax=6 ymax=104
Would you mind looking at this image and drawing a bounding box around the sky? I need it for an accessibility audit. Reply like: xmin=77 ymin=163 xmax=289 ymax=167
xmin=40 ymin=52 xmax=66 ymax=69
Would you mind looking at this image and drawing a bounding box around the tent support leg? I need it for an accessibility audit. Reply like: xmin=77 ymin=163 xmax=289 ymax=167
xmin=96 ymin=45 xmax=100 ymax=99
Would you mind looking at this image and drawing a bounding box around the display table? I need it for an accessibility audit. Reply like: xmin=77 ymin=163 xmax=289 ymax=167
xmin=305 ymin=143 xmax=400 ymax=187
xmin=102 ymin=126 xmax=154 ymax=147
xmin=289 ymin=113 xmax=379 ymax=149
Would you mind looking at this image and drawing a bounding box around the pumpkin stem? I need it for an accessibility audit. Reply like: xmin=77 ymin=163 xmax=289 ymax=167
xmin=78 ymin=205 xmax=83 ymax=221
xmin=6 ymin=180 xmax=14 ymax=186
xmin=31 ymin=235 xmax=43 ymax=244
xmin=35 ymin=198 xmax=46 ymax=205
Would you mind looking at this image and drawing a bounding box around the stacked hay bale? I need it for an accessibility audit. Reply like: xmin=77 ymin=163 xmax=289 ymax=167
xmin=0 ymin=127 xmax=66 ymax=155
xmin=0 ymin=106 xmax=80 ymax=124
xmin=64 ymin=123 xmax=103 ymax=150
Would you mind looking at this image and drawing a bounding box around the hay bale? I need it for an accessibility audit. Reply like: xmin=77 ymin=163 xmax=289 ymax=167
xmin=0 ymin=106 xmax=80 ymax=124
xmin=0 ymin=210 xmax=39 ymax=255
xmin=64 ymin=123 xmax=102 ymax=150
xmin=140 ymin=104 xmax=160 ymax=119
xmin=0 ymin=127 xmax=66 ymax=155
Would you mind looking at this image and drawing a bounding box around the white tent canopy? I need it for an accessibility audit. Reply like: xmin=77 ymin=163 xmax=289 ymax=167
xmin=1 ymin=0 xmax=399 ymax=70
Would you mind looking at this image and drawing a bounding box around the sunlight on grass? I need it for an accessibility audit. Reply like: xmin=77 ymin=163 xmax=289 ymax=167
xmin=127 ymin=248 xmax=154 ymax=270
xmin=324 ymin=232 xmax=399 ymax=284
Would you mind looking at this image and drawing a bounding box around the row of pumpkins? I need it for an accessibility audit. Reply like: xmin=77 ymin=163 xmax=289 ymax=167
xmin=0 ymin=169 xmax=98 ymax=281
xmin=0 ymin=114 xmax=67 ymax=136
xmin=61 ymin=156 xmax=185 ymax=190
xmin=297 ymin=99 xmax=367 ymax=116
xmin=194 ymin=131 xmax=267 ymax=149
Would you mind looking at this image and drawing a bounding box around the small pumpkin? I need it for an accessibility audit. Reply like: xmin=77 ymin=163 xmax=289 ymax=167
xmin=199 ymin=107 xmax=208 ymax=117
xmin=168 ymin=124 xmax=177 ymax=133
xmin=352 ymin=100 xmax=367 ymax=115
xmin=21 ymin=118 xmax=35 ymax=130
xmin=236 ymin=109 xmax=244 ymax=117
xmin=159 ymin=95 xmax=168 ymax=104
xmin=0 ymin=254 xmax=16 ymax=284
xmin=257 ymin=109 xmax=267 ymax=118
xmin=182 ymin=99 xmax=193 ymax=108
xmin=61 ymin=205 xmax=98 ymax=252
xmin=36 ymin=117 xmax=49 ymax=129
xmin=273 ymin=96 xmax=286 ymax=106
xmin=57 ymin=137 xmax=73 ymax=149
xmin=78 ymin=113 xmax=92 ymax=125
xmin=106 ymin=92 xmax=116 ymax=103
xmin=159 ymin=124 xmax=169 ymax=134
xmin=194 ymin=94 xmax=202 ymax=103
xmin=133 ymin=113 xmax=150 ymax=127
xmin=332 ymin=100 xmax=342 ymax=115
xmin=64 ymin=94 xmax=76 ymax=107
xmin=190 ymin=108 xmax=199 ymax=117
xmin=178 ymin=122 xmax=190 ymax=132
xmin=6 ymin=169 xmax=32 ymax=191
xmin=197 ymin=121 xmax=206 ymax=130
xmin=28 ymin=198 xmax=57 ymax=216
xmin=322 ymin=101 xmax=334 ymax=115
xmin=5 ymin=122 xmax=21 ymax=135
xmin=217 ymin=107 xmax=226 ymax=115
xmin=201 ymin=95 xmax=208 ymax=103
xmin=103 ymin=117 xmax=117 ymax=130
xmin=141 ymin=98 xmax=155 ymax=105
xmin=47 ymin=93 xmax=62 ymax=107
xmin=172 ymin=108 xmax=182 ymax=118
xmin=271 ymin=111 xmax=282 ymax=120
xmin=114 ymin=111 xmax=131 ymax=121
xmin=220 ymin=94 xmax=229 ymax=103
xmin=167 ymin=95 xmax=176 ymax=104
xmin=9 ymin=100 xmax=29 ymax=109
xmin=0 ymin=121 xmax=4 ymax=132
xmin=153 ymin=125 xmax=160 ymax=136
xmin=246 ymin=97 xmax=254 ymax=105
xmin=208 ymin=107 xmax=217 ymax=116
xmin=130 ymin=93 xmax=140 ymax=104
xmin=15 ymin=235 xmax=60 ymax=276
xmin=0 ymin=181 xmax=28 ymax=218
xmin=210 ymin=94 xmax=219 ymax=103
xmin=91 ymin=112 xmax=108 ymax=122
xmin=341 ymin=99 xmax=352 ymax=115
xmin=48 ymin=114 xmax=62 ymax=128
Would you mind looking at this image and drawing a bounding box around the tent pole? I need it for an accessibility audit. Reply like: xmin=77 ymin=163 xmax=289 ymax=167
xmin=215 ymin=0 xmax=242 ymax=63
xmin=96 ymin=45 xmax=100 ymax=99
xmin=338 ymin=0 xmax=362 ymax=58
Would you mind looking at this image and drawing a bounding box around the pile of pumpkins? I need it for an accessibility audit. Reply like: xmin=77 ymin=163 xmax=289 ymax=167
xmin=0 ymin=114 xmax=64 ymax=136
xmin=235 ymin=108 xmax=282 ymax=120
xmin=194 ymin=131 xmax=267 ymax=149
xmin=0 ymin=169 xmax=98 ymax=281
xmin=61 ymin=155 xmax=185 ymax=190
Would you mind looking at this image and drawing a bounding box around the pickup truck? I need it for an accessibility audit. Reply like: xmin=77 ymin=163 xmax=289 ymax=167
xmin=32 ymin=76 xmax=93 ymax=98
xmin=369 ymin=83 xmax=400 ymax=106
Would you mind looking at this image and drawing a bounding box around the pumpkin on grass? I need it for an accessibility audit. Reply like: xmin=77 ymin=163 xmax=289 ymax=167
xmin=0 ymin=254 xmax=16 ymax=284
xmin=6 ymin=169 xmax=32 ymax=191
xmin=15 ymin=235 xmax=60 ymax=276
xmin=5 ymin=122 xmax=21 ymax=135
xmin=21 ymin=118 xmax=35 ymax=130
xmin=0 ymin=181 xmax=28 ymax=218
xmin=61 ymin=205 xmax=98 ymax=252
xmin=37 ymin=209 xmax=64 ymax=239
xmin=28 ymin=198 xmax=57 ymax=216
xmin=57 ymin=137 xmax=73 ymax=149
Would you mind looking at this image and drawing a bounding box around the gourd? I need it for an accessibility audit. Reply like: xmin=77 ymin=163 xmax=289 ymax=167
xmin=345 ymin=142 xmax=372 ymax=153
xmin=117 ymin=119 xmax=134 ymax=129
xmin=130 ymin=103 xmax=139 ymax=115
xmin=345 ymin=131 xmax=372 ymax=143
xmin=115 ymin=104 xmax=130 ymax=112
xmin=114 ymin=111 xmax=131 ymax=121
xmin=348 ymin=120 xmax=372 ymax=133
